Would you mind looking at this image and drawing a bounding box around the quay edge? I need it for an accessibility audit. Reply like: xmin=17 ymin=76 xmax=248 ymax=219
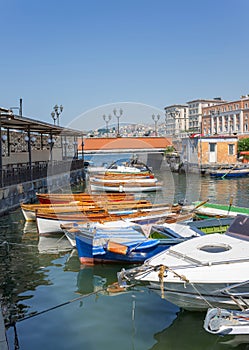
xmin=0 ymin=169 xmax=84 ymax=217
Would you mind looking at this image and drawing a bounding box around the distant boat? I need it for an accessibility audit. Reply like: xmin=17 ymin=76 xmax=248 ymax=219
xmin=193 ymin=201 xmax=249 ymax=219
xmin=89 ymin=157 xmax=162 ymax=193
xmin=210 ymin=166 xmax=249 ymax=178
xmin=105 ymin=157 xmax=153 ymax=175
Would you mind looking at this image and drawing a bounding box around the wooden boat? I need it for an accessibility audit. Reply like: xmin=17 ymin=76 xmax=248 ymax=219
xmin=62 ymin=220 xmax=200 ymax=265
xmin=21 ymin=200 xmax=181 ymax=222
xmin=118 ymin=215 xmax=249 ymax=311
xmin=89 ymin=157 xmax=162 ymax=193
xmin=193 ymin=201 xmax=249 ymax=219
xmin=90 ymin=180 xmax=163 ymax=193
xmin=204 ymin=304 xmax=249 ymax=335
xmin=36 ymin=207 xmax=194 ymax=236
xmin=36 ymin=192 xmax=135 ymax=204
xmin=188 ymin=217 xmax=234 ymax=234
xmin=210 ymin=166 xmax=249 ymax=178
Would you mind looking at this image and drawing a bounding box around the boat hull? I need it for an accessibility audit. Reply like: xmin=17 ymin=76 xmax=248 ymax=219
xmin=147 ymin=281 xmax=249 ymax=311
xmin=204 ymin=307 xmax=249 ymax=335
xmin=75 ymin=234 xmax=173 ymax=265
xmin=90 ymin=183 xmax=162 ymax=193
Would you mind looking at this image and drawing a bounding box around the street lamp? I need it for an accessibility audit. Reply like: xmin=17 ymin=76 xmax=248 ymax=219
xmin=47 ymin=136 xmax=55 ymax=162
xmin=152 ymin=114 xmax=160 ymax=136
xmin=51 ymin=104 xmax=63 ymax=126
xmin=113 ymin=108 xmax=123 ymax=137
xmin=103 ymin=114 xmax=112 ymax=137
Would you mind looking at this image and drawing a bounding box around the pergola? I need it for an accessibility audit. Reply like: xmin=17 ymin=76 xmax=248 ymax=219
xmin=0 ymin=109 xmax=85 ymax=187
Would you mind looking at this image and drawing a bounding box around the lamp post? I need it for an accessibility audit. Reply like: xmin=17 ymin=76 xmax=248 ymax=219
xmin=113 ymin=108 xmax=123 ymax=137
xmin=103 ymin=114 xmax=112 ymax=137
xmin=51 ymin=104 xmax=63 ymax=126
xmin=47 ymin=135 xmax=55 ymax=162
xmin=152 ymin=114 xmax=160 ymax=136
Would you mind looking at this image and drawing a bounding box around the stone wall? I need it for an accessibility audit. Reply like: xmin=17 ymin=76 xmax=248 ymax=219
xmin=0 ymin=169 xmax=84 ymax=216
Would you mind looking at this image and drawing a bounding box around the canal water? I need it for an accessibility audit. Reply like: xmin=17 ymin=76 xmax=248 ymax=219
xmin=1 ymin=170 xmax=249 ymax=350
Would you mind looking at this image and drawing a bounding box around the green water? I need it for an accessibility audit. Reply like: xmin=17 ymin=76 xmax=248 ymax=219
xmin=1 ymin=172 xmax=249 ymax=350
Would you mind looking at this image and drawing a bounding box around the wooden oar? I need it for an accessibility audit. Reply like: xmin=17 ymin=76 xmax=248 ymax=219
xmin=227 ymin=195 xmax=234 ymax=215
xmin=191 ymin=199 xmax=209 ymax=212
xmin=221 ymin=164 xmax=237 ymax=179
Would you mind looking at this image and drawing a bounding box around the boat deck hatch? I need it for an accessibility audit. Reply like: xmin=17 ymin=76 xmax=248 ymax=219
xmin=198 ymin=244 xmax=231 ymax=253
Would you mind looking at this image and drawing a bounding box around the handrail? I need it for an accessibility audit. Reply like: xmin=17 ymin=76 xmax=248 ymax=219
xmin=0 ymin=159 xmax=85 ymax=188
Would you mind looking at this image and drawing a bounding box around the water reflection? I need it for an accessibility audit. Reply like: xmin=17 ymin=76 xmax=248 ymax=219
xmin=1 ymin=174 xmax=249 ymax=350
xmin=76 ymin=264 xmax=128 ymax=295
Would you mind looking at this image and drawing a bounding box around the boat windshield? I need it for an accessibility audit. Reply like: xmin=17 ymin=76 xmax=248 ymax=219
xmin=108 ymin=158 xmax=151 ymax=172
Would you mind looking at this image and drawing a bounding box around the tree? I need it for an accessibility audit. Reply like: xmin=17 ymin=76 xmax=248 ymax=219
xmin=164 ymin=146 xmax=176 ymax=154
xmin=238 ymin=138 xmax=249 ymax=152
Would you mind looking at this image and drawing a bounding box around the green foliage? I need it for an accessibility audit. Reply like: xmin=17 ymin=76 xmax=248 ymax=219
xmin=238 ymin=138 xmax=249 ymax=152
xmin=164 ymin=146 xmax=176 ymax=154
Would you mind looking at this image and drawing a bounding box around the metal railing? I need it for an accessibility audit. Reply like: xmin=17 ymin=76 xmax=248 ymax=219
xmin=0 ymin=159 xmax=85 ymax=188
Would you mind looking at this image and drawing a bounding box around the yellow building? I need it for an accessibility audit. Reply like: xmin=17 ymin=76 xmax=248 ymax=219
xmin=199 ymin=136 xmax=238 ymax=166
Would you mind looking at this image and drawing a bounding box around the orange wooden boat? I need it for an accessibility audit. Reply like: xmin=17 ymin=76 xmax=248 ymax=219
xmin=36 ymin=192 xmax=135 ymax=204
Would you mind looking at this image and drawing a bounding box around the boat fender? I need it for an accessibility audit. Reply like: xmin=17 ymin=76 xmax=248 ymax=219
xmin=107 ymin=241 xmax=128 ymax=255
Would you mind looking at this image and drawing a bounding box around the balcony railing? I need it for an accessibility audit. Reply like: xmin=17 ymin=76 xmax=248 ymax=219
xmin=0 ymin=159 xmax=85 ymax=188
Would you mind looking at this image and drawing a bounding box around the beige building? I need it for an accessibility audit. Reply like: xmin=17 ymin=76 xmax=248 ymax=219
xmin=202 ymin=95 xmax=249 ymax=136
xmin=187 ymin=98 xmax=226 ymax=133
xmin=164 ymin=98 xmax=226 ymax=137
xmin=198 ymin=136 xmax=238 ymax=166
xmin=164 ymin=104 xmax=188 ymax=136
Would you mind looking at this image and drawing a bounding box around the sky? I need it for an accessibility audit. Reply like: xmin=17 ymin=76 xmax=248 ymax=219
xmin=1 ymin=0 xmax=249 ymax=132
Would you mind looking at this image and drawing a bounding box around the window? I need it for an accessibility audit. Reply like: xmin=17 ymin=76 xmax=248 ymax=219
xmin=210 ymin=143 xmax=216 ymax=152
xmin=228 ymin=144 xmax=235 ymax=155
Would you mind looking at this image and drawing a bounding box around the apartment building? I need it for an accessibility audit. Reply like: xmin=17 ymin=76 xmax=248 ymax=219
xmin=201 ymin=95 xmax=249 ymax=136
xmin=187 ymin=98 xmax=226 ymax=133
xmin=164 ymin=104 xmax=188 ymax=136
xmin=164 ymin=98 xmax=226 ymax=136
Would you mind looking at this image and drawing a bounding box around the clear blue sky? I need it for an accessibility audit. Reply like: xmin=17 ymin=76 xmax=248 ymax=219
xmin=1 ymin=0 xmax=249 ymax=131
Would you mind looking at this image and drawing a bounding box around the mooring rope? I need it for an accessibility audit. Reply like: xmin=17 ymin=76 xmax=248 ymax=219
xmin=6 ymin=281 xmax=127 ymax=327
xmin=156 ymin=264 xmax=215 ymax=308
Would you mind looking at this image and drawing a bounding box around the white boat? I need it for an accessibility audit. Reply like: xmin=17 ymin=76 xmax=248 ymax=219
xmin=204 ymin=302 xmax=249 ymax=335
xmin=90 ymin=181 xmax=162 ymax=193
xmin=105 ymin=157 xmax=152 ymax=175
xmin=118 ymin=215 xmax=249 ymax=311
xmin=89 ymin=157 xmax=162 ymax=193
xmin=36 ymin=208 xmax=193 ymax=235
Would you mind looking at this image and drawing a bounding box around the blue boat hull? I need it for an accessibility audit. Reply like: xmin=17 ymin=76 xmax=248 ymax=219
xmin=210 ymin=170 xmax=249 ymax=178
xmin=75 ymin=234 xmax=176 ymax=265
